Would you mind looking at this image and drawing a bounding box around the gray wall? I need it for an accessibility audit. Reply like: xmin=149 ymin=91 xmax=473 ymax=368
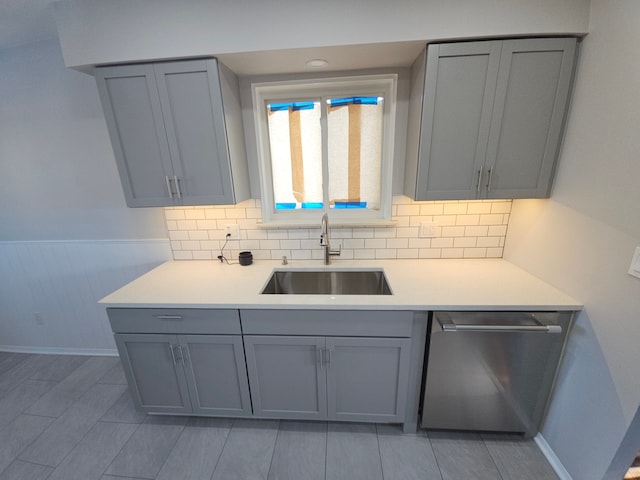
xmin=504 ymin=1 xmax=640 ymax=478
xmin=0 ymin=40 xmax=170 ymax=353
xmin=0 ymin=40 xmax=167 ymax=241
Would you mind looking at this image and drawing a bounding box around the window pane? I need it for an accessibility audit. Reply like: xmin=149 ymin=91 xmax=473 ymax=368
xmin=327 ymin=97 xmax=383 ymax=210
xmin=267 ymin=101 xmax=323 ymax=210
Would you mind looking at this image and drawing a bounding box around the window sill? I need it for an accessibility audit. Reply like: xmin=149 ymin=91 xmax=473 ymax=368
xmin=256 ymin=219 xmax=398 ymax=229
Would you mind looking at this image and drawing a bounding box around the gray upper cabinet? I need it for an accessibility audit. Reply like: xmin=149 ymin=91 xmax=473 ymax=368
xmin=95 ymin=59 xmax=249 ymax=207
xmin=405 ymin=37 xmax=577 ymax=200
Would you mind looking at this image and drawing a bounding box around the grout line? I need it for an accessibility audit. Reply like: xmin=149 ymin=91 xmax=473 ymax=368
xmin=209 ymin=417 xmax=236 ymax=479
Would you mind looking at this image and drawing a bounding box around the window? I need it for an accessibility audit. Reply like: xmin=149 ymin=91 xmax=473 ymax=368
xmin=253 ymin=75 xmax=397 ymax=225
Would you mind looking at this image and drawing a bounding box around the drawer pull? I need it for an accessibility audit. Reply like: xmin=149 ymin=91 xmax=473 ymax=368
xmin=155 ymin=315 xmax=183 ymax=321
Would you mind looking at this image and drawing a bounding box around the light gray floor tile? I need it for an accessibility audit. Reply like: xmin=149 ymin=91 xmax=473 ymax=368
xmin=212 ymin=419 xmax=279 ymax=480
xmin=268 ymin=420 xmax=326 ymax=480
xmin=0 ymin=380 xmax=55 ymax=429
xmin=28 ymin=355 xmax=88 ymax=382
xmin=482 ymin=433 xmax=559 ymax=480
xmin=142 ymin=415 xmax=189 ymax=426
xmin=101 ymin=476 xmax=148 ymax=480
xmin=97 ymin=361 xmax=127 ymax=385
xmin=326 ymin=423 xmax=384 ymax=480
xmin=0 ymin=354 xmax=29 ymax=377
xmin=0 ymin=460 xmax=53 ymax=480
xmin=18 ymin=382 xmax=126 ymax=467
xmin=0 ymin=355 xmax=53 ymax=397
xmin=377 ymin=424 xmax=443 ymax=480
xmin=0 ymin=414 xmax=54 ymax=473
xmin=25 ymin=356 xmax=119 ymax=418
xmin=47 ymin=421 xmax=138 ymax=480
xmin=156 ymin=417 xmax=233 ymax=480
xmin=104 ymin=420 xmax=186 ymax=479
xmin=429 ymin=431 xmax=502 ymax=480
xmin=100 ymin=390 xmax=147 ymax=424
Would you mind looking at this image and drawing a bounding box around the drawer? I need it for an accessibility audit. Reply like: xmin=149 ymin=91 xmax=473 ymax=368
xmin=240 ymin=310 xmax=413 ymax=337
xmin=107 ymin=308 xmax=241 ymax=334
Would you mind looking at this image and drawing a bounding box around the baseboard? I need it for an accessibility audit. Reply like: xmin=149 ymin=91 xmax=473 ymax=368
xmin=0 ymin=345 xmax=118 ymax=356
xmin=535 ymin=433 xmax=573 ymax=480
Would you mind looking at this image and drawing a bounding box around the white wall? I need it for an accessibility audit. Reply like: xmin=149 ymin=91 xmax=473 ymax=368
xmin=53 ymin=0 xmax=590 ymax=70
xmin=0 ymin=40 xmax=170 ymax=352
xmin=0 ymin=40 xmax=167 ymax=241
xmin=504 ymin=1 xmax=640 ymax=478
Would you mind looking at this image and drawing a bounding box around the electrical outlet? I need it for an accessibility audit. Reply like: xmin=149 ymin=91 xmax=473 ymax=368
xmin=224 ymin=224 xmax=240 ymax=239
xmin=34 ymin=312 xmax=44 ymax=325
xmin=420 ymin=221 xmax=439 ymax=238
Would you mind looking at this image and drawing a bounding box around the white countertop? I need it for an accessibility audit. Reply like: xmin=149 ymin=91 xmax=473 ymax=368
xmin=99 ymin=259 xmax=582 ymax=311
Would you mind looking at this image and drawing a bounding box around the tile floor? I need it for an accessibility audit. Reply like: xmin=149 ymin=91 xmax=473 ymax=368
xmin=0 ymin=352 xmax=560 ymax=480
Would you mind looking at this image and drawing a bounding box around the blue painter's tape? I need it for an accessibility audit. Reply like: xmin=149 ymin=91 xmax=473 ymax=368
xmin=269 ymin=102 xmax=316 ymax=112
xmin=334 ymin=201 xmax=367 ymax=209
xmin=275 ymin=203 xmax=297 ymax=210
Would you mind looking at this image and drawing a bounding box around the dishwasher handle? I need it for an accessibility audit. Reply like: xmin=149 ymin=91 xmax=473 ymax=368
xmin=437 ymin=316 xmax=562 ymax=334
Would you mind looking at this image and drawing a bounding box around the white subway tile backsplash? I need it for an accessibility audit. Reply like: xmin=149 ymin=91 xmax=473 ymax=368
xmin=396 ymin=204 xmax=421 ymax=216
xmin=365 ymin=238 xmax=387 ymax=249
xmin=387 ymin=238 xmax=409 ymax=249
xmin=491 ymin=202 xmax=512 ymax=214
xmin=375 ymin=249 xmax=397 ymax=259
xmin=354 ymin=249 xmax=376 ymax=259
xmin=176 ymin=220 xmax=198 ymax=230
xmin=164 ymin=197 xmax=512 ymax=261
xmin=184 ymin=209 xmax=206 ymax=220
xmin=442 ymin=248 xmax=464 ymax=258
xmin=479 ymin=214 xmax=504 ymax=225
xmin=443 ymin=203 xmax=468 ymax=215
xmin=453 ymin=237 xmax=477 ymax=248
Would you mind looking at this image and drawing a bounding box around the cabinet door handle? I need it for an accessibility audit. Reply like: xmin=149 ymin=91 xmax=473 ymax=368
xmin=168 ymin=344 xmax=178 ymax=365
xmin=317 ymin=346 xmax=324 ymax=369
xmin=155 ymin=315 xmax=183 ymax=321
xmin=173 ymin=175 xmax=182 ymax=199
xmin=326 ymin=348 xmax=333 ymax=368
xmin=486 ymin=167 xmax=494 ymax=192
xmin=180 ymin=345 xmax=189 ymax=366
xmin=165 ymin=176 xmax=174 ymax=199
xmin=476 ymin=166 xmax=483 ymax=193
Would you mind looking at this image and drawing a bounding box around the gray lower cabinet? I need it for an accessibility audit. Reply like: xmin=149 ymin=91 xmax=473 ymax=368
xmin=405 ymin=37 xmax=577 ymax=200
xmin=94 ymin=58 xmax=249 ymax=207
xmin=243 ymin=334 xmax=411 ymax=423
xmin=115 ymin=333 xmax=252 ymax=416
xmin=115 ymin=333 xmax=191 ymax=414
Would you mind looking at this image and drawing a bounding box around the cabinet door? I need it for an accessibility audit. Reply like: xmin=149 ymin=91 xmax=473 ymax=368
xmin=243 ymin=335 xmax=327 ymax=420
xmin=416 ymin=41 xmax=501 ymax=200
xmin=114 ymin=333 xmax=191 ymax=413
xmin=95 ymin=65 xmax=176 ymax=207
xmin=326 ymin=337 xmax=411 ymax=423
xmin=179 ymin=335 xmax=251 ymax=416
xmin=484 ymin=38 xmax=576 ymax=198
xmin=154 ymin=60 xmax=236 ymax=205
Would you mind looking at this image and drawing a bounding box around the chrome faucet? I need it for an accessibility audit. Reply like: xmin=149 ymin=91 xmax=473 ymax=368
xmin=320 ymin=212 xmax=341 ymax=265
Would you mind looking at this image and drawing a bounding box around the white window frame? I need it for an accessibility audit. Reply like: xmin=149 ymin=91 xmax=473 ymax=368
xmin=252 ymin=74 xmax=397 ymax=226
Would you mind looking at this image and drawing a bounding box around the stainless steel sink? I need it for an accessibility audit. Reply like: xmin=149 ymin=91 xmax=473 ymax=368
xmin=260 ymin=269 xmax=392 ymax=295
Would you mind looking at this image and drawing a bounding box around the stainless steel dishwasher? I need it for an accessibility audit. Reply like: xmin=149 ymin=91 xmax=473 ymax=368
xmin=421 ymin=311 xmax=573 ymax=437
